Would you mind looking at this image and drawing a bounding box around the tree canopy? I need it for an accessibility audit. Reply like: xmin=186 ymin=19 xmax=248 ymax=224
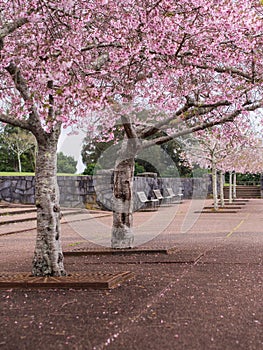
xmin=0 ymin=0 xmax=262 ymax=272
xmin=0 ymin=1 xmax=261 ymax=136
xmin=57 ymin=152 xmax=77 ymax=174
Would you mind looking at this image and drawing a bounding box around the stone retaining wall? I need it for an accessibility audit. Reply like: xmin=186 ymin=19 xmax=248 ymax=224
xmin=0 ymin=175 xmax=212 ymax=208
xmin=0 ymin=176 xmax=35 ymax=204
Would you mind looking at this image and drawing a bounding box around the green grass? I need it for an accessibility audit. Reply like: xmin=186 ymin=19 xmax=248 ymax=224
xmin=0 ymin=172 xmax=83 ymax=176
xmin=0 ymin=172 xmax=35 ymax=176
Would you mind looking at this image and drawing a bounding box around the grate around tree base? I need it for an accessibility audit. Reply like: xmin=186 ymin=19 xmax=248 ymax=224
xmin=204 ymin=206 xmax=242 ymax=210
xmin=0 ymin=271 xmax=134 ymax=290
xmin=64 ymin=247 xmax=172 ymax=256
xmin=195 ymin=210 xmax=238 ymax=214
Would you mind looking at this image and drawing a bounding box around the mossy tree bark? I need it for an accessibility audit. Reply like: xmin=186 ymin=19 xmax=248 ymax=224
xmin=111 ymin=151 xmax=135 ymax=248
xmin=32 ymin=126 xmax=66 ymax=276
xmin=1 ymin=63 xmax=66 ymax=276
xmin=111 ymin=116 xmax=140 ymax=249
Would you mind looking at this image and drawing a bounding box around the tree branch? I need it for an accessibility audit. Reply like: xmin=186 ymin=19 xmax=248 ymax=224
xmin=142 ymin=102 xmax=262 ymax=149
xmin=146 ymin=0 xmax=163 ymax=17
xmin=139 ymin=100 xmax=193 ymax=138
xmin=0 ymin=113 xmax=31 ymax=130
xmin=139 ymin=99 xmax=231 ymax=139
xmin=81 ymin=42 xmax=122 ymax=52
xmin=121 ymin=115 xmax=138 ymax=140
xmin=186 ymin=63 xmax=254 ymax=82
xmin=0 ymin=17 xmax=29 ymax=39
xmin=4 ymin=62 xmax=44 ymax=139
xmin=142 ymin=114 xmax=238 ymax=148
xmin=5 ymin=62 xmax=31 ymax=101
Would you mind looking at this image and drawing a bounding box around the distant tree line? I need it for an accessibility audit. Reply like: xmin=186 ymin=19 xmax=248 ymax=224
xmin=81 ymin=129 xmax=193 ymax=177
xmin=0 ymin=125 xmax=77 ymax=174
xmin=0 ymin=125 xmax=36 ymax=172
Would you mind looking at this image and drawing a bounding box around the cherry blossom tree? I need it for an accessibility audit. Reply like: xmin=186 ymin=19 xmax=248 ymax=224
xmin=0 ymin=1 xmax=93 ymax=276
xmin=217 ymin=126 xmax=262 ymax=205
xmin=222 ymin=136 xmax=263 ymax=202
xmin=180 ymin=119 xmax=261 ymax=210
xmin=0 ymin=1 xmax=262 ymax=275
xmin=186 ymin=129 xmax=232 ymax=211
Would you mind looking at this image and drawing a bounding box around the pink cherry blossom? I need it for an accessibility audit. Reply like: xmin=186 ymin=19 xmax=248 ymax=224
xmin=0 ymin=0 xmax=262 ymax=274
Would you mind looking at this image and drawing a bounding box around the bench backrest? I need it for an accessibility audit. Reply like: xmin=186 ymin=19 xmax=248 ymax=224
xmin=153 ymin=189 xmax=163 ymax=200
xmin=137 ymin=191 xmax=148 ymax=203
xmin=166 ymin=188 xmax=175 ymax=197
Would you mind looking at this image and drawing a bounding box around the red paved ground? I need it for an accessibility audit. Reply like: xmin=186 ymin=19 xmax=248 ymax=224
xmin=0 ymin=199 xmax=262 ymax=350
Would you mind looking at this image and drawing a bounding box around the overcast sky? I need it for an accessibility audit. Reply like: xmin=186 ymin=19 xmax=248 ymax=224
xmin=58 ymin=127 xmax=86 ymax=173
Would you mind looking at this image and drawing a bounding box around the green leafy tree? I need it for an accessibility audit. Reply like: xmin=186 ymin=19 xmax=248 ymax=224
xmin=134 ymin=162 xmax=145 ymax=175
xmin=0 ymin=143 xmax=17 ymax=171
xmin=82 ymin=163 xmax=97 ymax=175
xmin=225 ymin=172 xmax=260 ymax=184
xmin=82 ymin=131 xmax=192 ymax=177
xmin=0 ymin=125 xmax=36 ymax=172
xmin=57 ymin=152 xmax=77 ymax=174
xmin=82 ymin=127 xmax=122 ymax=175
xmin=161 ymin=140 xmax=192 ymax=177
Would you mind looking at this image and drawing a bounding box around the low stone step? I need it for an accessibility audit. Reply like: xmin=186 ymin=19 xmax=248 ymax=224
xmin=0 ymin=208 xmax=111 ymax=236
xmin=0 ymin=212 xmax=36 ymax=225
xmin=0 ymin=220 xmax=37 ymax=236
xmin=223 ymin=186 xmax=261 ymax=199
xmin=0 ymin=208 xmax=36 ymax=216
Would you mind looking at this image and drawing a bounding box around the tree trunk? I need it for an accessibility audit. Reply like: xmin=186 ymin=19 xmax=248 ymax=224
xmin=233 ymin=172 xmax=237 ymax=200
xmin=32 ymin=132 xmax=66 ymax=276
xmin=229 ymin=171 xmax=233 ymax=204
xmin=111 ymin=139 xmax=136 ymax=249
xmin=219 ymin=170 xmax=225 ymax=207
xmin=17 ymin=153 xmax=22 ymax=173
xmin=212 ymin=162 xmax=219 ymax=211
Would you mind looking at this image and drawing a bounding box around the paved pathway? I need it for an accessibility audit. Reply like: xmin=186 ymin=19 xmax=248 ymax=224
xmin=0 ymin=199 xmax=262 ymax=350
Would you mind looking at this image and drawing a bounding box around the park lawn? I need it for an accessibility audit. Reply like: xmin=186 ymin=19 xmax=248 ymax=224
xmin=0 ymin=172 xmax=82 ymax=176
xmin=0 ymin=172 xmax=35 ymax=176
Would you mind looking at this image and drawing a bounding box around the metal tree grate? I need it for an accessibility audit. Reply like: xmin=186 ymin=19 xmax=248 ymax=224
xmin=64 ymin=247 xmax=172 ymax=256
xmin=0 ymin=271 xmax=134 ymax=289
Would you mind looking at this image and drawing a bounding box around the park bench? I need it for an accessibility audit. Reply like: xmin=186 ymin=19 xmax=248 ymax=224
xmin=166 ymin=187 xmax=183 ymax=203
xmin=137 ymin=191 xmax=159 ymax=211
xmin=153 ymin=189 xmax=173 ymax=205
